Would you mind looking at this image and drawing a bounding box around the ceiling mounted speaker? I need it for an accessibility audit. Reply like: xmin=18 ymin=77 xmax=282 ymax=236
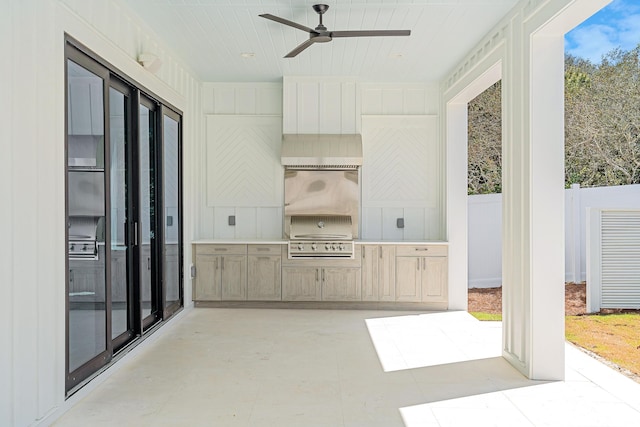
xmin=137 ymin=53 xmax=162 ymax=73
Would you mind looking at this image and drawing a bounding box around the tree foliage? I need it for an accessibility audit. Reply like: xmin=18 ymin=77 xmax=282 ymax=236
xmin=467 ymin=44 xmax=640 ymax=194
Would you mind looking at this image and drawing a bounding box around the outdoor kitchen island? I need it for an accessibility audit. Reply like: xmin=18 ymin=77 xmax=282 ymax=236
xmin=192 ymin=241 xmax=448 ymax=310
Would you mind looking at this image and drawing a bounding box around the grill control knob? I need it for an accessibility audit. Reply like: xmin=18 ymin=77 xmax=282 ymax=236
xmin=325 ymin=244 xmax=330 ymax=250
xmin=311 ymin=244 xmax=317 ymax=251
xmin=70 ymin=244 xmax=75 ymax=251
xmin=331 ymin=244 xmax=336 ymax=250
xmin=338 ymin=244 xmax=344 ymax=251
xmin=83 ymin=244 xmax=88 ymax=251
xmin=297 ymin=243 xmax=304 ymax=251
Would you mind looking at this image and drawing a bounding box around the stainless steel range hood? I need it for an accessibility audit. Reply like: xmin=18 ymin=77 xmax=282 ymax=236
xmin=281 ymin=134 xmax=363 ymax=169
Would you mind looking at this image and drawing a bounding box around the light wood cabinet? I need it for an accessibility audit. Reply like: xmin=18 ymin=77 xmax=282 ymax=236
xmin=282 ymin=265 xmax=361 ymax=301
xmin=220 ymin=255 xmax=247 ymax=300
xmin=395 ymin=256 xmax=422 ymax=302
xmin=194 ymin=245 xmax=247 ymax=301
xmin=194 ymin=254 xmax=221 ymax=300
xmin=361 ymin=245 xmax=396 ymax=301
xmin=282 ymin=266 xmax=321 ymax=301
xmin=322 ymin=267 xmax=361 ymax=301
xmin=395 ymin=245 xmax=448 ymax=303
xmin=248 ymin=245 xmax=281 ymax=301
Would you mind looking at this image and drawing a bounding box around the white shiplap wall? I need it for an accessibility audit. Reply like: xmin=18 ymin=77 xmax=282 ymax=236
xmin=282 ymin=77 xmax=443 ymax=240
xmin=1 ymin=1 xmax=202 ymax=425
xmin=200 ymin=83 xmax=283 ymax=239
xmin=361 ymin=115 xmax=442 ymax=240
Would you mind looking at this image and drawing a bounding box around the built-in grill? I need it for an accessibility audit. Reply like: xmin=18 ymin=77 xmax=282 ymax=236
xmin=68 ymin=217 xmax=100 ymax=260
xmin=281 ymin=134 xmax=362 ymax=260
xmin=288 ymin=215 xmax=354 ymax=258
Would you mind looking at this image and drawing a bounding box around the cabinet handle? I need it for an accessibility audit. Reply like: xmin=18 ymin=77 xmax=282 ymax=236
xmin=215 ymin=248 xmax=227 ymax=251
xmin=417 ymin=260 xmax=420 ymax=271
xmin=322 ymin=269 xmax=325 ymax=282
xmin=415 ymin=248 xmax=429 ymax=252
xmin=215 ymin=258 xmax=218 ymax=270
xmin=256 ymin=247 xmax=269 ymax=251
xmin=134 ymin=222 xmax=138 ymax=246
xmin=423 ymin=258 xmax=426 ymax=270
xmin=316 ymin=269 xmax=319 ymax=281
xmin=147 ymin=257 xmax=151 ymax=270
xmin=221 ymin=257 xmax=224 ymax=270
xmin=362 ymin=249 xmax=365 ymax=259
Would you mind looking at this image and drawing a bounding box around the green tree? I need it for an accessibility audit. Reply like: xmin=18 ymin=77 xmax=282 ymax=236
xmin=468 ymin=45 xmax=640 ymax=194
xmin=468 ymin=80 xmax=502 ymax=195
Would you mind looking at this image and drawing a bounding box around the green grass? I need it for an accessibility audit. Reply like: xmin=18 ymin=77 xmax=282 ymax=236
xmin=472 ymin=310 xmax=640 ymax=379
xmin=469 ymin=312 xmax=502 ymax=321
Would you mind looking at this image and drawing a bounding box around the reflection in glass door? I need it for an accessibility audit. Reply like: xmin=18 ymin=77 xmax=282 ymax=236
xmin=109 ymin=82 xmax=135 ymax=349
xmin=66 ymin=38 xmax=183 ymax=394
xmin=162 ymin=110 xmax=182 ymax=315
xmin=139 ymin=99 xmax=159 ymax=329
xmin=66 ymin=58 xmax=109 ymax=382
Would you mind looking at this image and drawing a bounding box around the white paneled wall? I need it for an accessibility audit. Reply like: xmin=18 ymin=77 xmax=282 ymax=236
xmin=200 ymin=83 xmax=283 ymax=240
xmin=361 ymin=84 xmax=439 ymax=115
xmin=283 ymin=77 xmax=359 ymax=134
xmin=361 ymin=115 xmax=442 ymax=240
xmin=1 ymin=1 xmax=202 ymax=426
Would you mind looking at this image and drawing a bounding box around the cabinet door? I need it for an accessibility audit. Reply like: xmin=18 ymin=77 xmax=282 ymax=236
xmin=248 ymin=255 xmax=281 ymax=301
xmin=194 ymin=255 xmax=221 ymax=300
xmin=361 ymin=245 xmax=379 ymax=301
xmin=422 ymin=257 xmax=448 ymax=303
xmin=395 ymin=257 xmax=421 ymax=302
xmin=282 ymin=267 xmax=321 ymax=301
xmin=379 ymin=246 xmax=396 ymax=301
xmin=221 ymin=255 xmax=247 ymax=300
xmin=322 ymin=267 xmax=362 ymax=301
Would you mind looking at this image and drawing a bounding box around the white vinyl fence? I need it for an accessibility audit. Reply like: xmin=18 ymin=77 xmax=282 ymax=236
xmin=468 ymin=183 xmax=640 ymax=288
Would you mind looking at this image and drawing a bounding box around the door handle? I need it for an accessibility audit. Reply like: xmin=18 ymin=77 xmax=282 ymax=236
xmin=134 ymin=222 xmax=138 ymax=246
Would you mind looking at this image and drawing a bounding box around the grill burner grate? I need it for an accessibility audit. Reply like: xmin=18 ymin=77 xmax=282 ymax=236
xmin=288 ymin=215 xmax=354 ymax=259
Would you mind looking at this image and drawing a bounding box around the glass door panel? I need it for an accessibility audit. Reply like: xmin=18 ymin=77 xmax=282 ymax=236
xmin=139 ymin=101 xmax=159 ymax=328
xmin=162 ymin=112 xmax=181 ymax=312
xmin=66 ymin=59 xmax=108 ymax=374
xmin=109 ymin=84 xmax=134 ymax=346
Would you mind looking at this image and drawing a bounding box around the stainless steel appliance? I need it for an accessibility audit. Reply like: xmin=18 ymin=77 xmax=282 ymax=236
xmin=281 ymin=134 xmax=362 ymax=259
xmin=288 ymin=215 xmax=354 ymax=258
xmin=67 ymin=169 xmax=105 ymax=260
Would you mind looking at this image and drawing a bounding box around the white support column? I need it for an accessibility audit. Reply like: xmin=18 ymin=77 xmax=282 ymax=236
xmin=446 ymin=103 xmax=469 ymax=311
xmin=502 ymin=16 xmax=567 ymax=380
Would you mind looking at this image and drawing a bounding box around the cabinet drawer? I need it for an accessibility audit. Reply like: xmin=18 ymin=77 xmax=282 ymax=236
xmin=248 ymin=244 xmax=282 ymax=255
xmin=196 ymin=244 xmax=247 ymax=256
xmin=395 ymin=245 xmax=447 ymax=257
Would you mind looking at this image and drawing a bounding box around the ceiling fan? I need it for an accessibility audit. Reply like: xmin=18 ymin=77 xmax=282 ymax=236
xmin=259 ymin=4 xmax=411 ymax=58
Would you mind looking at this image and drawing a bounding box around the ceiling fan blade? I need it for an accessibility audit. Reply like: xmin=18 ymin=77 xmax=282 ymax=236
xmin=284 ymin=38 xmax=317 ymax=58
xmin=331 ymin=30 xmax=411 ymax=38
xmin=259 ymin=13 xmax=316 ymax=33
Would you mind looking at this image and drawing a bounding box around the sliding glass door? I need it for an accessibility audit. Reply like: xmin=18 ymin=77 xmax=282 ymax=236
xmin=162 ymin=109 xmax=182 ymax=318
xmin=65 ymin=39 xmax=183 ymax=394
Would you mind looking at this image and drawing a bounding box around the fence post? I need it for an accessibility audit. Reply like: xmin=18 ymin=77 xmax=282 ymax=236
xmin=569 ymin=183 xmax=581 ymax=283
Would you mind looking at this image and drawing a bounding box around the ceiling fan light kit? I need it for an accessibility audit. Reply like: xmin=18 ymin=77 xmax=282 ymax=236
xmin=259 ymin=4 xmax=411 ymax=58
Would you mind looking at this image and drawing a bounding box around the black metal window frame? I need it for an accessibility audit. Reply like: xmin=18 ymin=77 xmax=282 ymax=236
xmin=64 ymin=35 xmax=184 ymax=395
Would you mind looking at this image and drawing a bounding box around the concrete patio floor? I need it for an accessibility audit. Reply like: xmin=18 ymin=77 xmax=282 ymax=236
xmin=53 ymin=308 xmax=640 ymax=427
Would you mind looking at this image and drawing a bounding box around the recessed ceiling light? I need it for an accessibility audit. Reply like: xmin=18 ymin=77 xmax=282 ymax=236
xmin=240 ymin=52 xmax=256 ymax=58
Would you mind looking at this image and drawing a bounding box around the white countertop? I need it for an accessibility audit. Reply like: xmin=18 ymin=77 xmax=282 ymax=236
xmin=191 ymin=239 xmax=448 ymax=245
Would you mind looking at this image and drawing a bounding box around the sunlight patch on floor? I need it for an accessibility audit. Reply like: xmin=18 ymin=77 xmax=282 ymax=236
xmin=365 ymin=311 xmax=502 ymax=372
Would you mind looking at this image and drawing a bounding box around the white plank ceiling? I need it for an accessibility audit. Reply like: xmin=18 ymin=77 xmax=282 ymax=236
xmin=118 ymin=0 xmax=519 ymax=83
